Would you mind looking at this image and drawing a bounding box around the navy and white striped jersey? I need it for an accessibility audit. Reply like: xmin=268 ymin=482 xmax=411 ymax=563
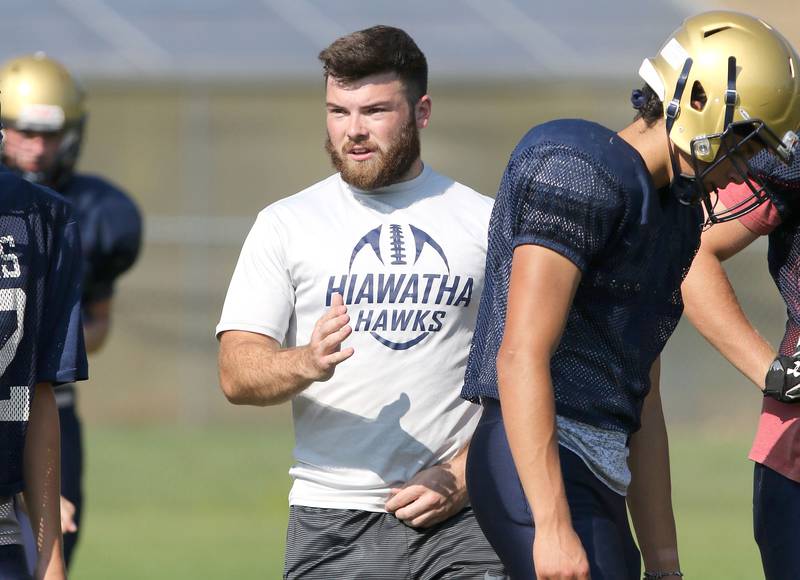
xmin=0 ymin=166 xmax=88 ymax=496
xmin=461 ymin=119 xmax=702 ymax=434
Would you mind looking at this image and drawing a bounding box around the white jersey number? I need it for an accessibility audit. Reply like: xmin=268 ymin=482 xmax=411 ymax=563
xmin=0 ymin=236 xmax=21 ymax=279
xmin=0 ymin=287 xmax=28 ymax=421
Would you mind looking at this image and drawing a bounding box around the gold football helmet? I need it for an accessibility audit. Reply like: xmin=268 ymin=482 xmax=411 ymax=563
xmin=640 ymin=11 xmax=800 ymax=222
xmin=0 ymin=53 xmax=86 ymax=186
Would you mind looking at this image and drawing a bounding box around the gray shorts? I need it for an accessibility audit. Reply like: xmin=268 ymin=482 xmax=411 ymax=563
xmin=284 ymin=506 xmax=506 ymax=580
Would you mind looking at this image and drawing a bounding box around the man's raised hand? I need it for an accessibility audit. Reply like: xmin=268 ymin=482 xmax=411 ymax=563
xmin=303 ymin=293 xmax=354 ymax=381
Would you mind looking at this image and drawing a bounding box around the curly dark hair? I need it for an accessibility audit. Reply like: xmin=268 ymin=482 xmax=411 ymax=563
xmin=632 ymin=84 xmax=664 ymax=126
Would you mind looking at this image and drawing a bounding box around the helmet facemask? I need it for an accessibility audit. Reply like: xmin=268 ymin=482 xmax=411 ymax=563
xmin=13 ymin=129 xmax=82 ymax=189
xmin=665 ymin=55 xmax=799 ymax=224
xmin=0 ymin=121 xmax=84 ymax=189
xmin=690 ymin=119 xmax=796 ymax=224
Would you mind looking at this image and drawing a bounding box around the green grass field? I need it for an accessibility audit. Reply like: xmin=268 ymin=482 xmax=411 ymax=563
xmin=68 ymin=424 xmax=763 ymax=579
xmin=70 ymin=425 xmax=294 ymax=579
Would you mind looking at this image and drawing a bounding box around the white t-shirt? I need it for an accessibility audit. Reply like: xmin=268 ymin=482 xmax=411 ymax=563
xmin=217 ymin=165 xmax=493 ymax=511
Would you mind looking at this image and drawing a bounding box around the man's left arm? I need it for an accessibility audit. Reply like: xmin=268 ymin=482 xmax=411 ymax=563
xmin=681 ymin=216 xmax=774 ymax=388
xmin=627 ymin=358 xmax=682 ymax=579
xmin=384 ymin=443 xmax=469 ymax=528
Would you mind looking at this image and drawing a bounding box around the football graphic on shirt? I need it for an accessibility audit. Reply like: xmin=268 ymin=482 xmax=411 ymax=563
xmin=348 ymin=223 xmax=449 ymax=273
xmin=326 ymin=223 xmax=474 ymax=351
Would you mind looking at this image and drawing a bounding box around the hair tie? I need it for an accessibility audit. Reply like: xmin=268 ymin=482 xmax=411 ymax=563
xmin=631 ymin=89 xmax=647 ymax=110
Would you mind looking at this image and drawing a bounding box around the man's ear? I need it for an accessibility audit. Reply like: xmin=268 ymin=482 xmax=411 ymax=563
xmin=415 ymin=95 xmax=432 ymax=129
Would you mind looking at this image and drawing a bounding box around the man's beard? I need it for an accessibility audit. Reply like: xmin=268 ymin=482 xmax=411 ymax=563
xmin=326 ymin=117 xmax=421 ymax=191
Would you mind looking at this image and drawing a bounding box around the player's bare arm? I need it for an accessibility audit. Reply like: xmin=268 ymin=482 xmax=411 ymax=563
xmin=384 ymin=443 xmax=469 ymax=528
xmin=83 ymin=298 xmax=112 ymax=354
xmin=23 ymin=383 xmax=67 ymax=580
xmin=218 ymin=293 xmax=354 ymax=406
xmin=627 ymin=359 xmax=681 ymax=580
xmin=682 ymin=205 xmax=774 ymax=389
xmin=497 ymin=244 xmax=589 ymax=580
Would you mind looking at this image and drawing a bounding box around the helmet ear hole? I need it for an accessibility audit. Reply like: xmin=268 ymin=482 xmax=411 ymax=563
xmin=691 ymin=81 xmax=707 ymax=111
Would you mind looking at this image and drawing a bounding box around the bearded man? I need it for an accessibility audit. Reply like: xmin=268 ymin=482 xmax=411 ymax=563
xmin=216 ymin=25 xmax=505 ymax=580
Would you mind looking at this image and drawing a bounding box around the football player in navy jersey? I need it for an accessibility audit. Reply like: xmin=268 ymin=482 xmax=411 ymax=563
xmin=682 ymin=150 xmax=800 ymax=579
xmin=461 ymin=11 xmax=800 ymax=580
xmin=0 ymin=165 xmax=88 ymax=578
xmin=0 ymin=53 xmax=142 ymax=568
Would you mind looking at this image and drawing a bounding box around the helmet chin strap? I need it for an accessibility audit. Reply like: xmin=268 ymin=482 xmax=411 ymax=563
xmin=668 ymin=145 xmax=700 ymax=205
xmin=667 ymin=56 xmax=741 ymax=211
xmin=664 ymin=57 xmax=702 ymax=205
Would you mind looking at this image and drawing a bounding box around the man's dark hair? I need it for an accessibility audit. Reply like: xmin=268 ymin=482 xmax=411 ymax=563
xmin=319 ymin=25 xmax=428 ymax=104
xmin=632 ymin=84 xmax=664 ymax=126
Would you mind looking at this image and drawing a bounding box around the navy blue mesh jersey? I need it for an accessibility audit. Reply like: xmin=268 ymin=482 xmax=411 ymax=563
xmin=747 ymin=150 xmax=800 ymax=356
xmin=59 ymin=174 xmax=142 ymax=305
xmin=0 ymin=166 xmax=88 ymax=496
xmin=461 ymin=119 xmax=703 ymax=434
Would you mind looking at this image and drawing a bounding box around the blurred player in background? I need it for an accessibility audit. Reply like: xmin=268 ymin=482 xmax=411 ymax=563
xmin=461 ymin=11 xmax=800 ymax=580
xmin=217 ymin=25 xmax=505 ymax=579
xmin=0 ymin=53 xmax=143 ymax=569
xmin=682 ymin=150 xmax=800 ymax=579
xmin=0 ymin=158 xmax=88 ymax=577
